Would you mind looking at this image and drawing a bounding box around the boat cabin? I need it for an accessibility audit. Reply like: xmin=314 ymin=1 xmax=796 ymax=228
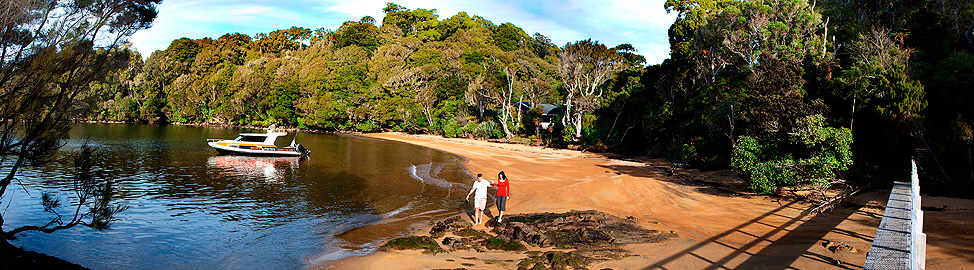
xmin=233 ymin=131 xmax=287 ymax=147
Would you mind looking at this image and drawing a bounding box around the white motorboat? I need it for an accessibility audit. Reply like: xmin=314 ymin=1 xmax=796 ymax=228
xmin=207 ymin=128 xmax=309 ymax=156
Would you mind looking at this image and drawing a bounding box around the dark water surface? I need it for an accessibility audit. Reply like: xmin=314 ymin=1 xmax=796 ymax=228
xmin=2 ymin=124 xmax=471 ymax=269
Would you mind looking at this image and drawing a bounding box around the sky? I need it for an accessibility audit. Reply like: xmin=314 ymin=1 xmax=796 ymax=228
xmin=129 ymin=0 xmax=678 ymax=64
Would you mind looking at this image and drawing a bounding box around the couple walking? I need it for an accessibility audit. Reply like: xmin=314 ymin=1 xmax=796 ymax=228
xmin=465 ymin=171 xmax=510 ymax=225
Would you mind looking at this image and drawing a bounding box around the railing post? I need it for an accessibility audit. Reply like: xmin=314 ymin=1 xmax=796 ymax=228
xmin=910 ymin=160 xmax=926 ymax=270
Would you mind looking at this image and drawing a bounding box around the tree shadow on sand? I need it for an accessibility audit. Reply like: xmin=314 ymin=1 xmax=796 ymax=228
xmin=594 ymin=158 xmax=893 ymax=269
xmin=596 ymin=158 xmax=755 ymax=198
xmin=640 ymin=199 xmax=875 ymax=270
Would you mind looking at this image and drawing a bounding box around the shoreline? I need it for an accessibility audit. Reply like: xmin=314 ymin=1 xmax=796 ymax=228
xmin=317 ymin=132 xmax=974 ymax=269
xmin=73 ymin=120 xmax=349 ymax=134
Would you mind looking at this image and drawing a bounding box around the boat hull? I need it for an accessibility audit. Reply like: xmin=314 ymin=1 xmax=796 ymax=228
xmin=208 ymin=142 xmax=303 ymax=156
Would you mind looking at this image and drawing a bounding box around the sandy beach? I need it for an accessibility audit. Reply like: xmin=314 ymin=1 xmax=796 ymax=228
xmin=318 ymin=133 xmax=974 ymax=269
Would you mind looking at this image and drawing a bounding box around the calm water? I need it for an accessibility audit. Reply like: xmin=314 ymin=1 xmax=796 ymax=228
xmin=2 ymin=124 xmax=471 ymax=269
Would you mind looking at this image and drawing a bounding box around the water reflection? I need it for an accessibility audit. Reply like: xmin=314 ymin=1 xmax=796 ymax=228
xmin=206 ymin=156 xmax=301 ymax=183
xmin=3 ymin=124 xmax=471 ymax=270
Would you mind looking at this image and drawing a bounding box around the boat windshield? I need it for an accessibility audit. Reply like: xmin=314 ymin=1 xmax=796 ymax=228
xmin=235 ymin=136 xmax=266 ymax=142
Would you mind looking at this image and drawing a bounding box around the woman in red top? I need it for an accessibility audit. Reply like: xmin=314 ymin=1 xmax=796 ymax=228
xmin=494 ymin=171 xmax=510 ymax=222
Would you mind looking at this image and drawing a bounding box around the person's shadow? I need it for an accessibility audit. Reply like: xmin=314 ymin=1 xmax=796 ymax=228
xmin=460 ymin=198 xmax=496 ymax=224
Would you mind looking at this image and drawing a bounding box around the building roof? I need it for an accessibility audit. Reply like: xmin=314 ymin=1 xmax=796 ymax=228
xmin=519 ymin=102 xmax=563 ymax=115
xmin=537 ymin=104 xmax=562 ymax=115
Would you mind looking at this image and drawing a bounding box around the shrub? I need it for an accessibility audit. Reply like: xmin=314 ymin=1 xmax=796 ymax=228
xmin=355 ymin=121 xmax=380 ymax=132
xmin=473 ymin=120 xmax=504 ymax=139
xmin=462 ymin=120 xmax=479 ymax=136
xmin=442 ymin=119 xmax=465 ymax=138
xmin=732 ymin=115 xmax=853 ymax=194
xmin=521 ymin=106 xmax=544 ymax=136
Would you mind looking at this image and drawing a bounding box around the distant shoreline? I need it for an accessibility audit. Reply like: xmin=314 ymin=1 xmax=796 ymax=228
xmin=72 ymin=120 xmax=347 ymax=134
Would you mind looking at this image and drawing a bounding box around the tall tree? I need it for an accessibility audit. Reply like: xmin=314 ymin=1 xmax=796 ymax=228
xmin=558 ymin=39 xmax=626 ymax=140
xmin=0 ymin=0 xmax=159 ymax=238
xmin=253 ymin=26 xmax=312 ymax=53
xmin=664 ymin=0 xmax=730 ymax=63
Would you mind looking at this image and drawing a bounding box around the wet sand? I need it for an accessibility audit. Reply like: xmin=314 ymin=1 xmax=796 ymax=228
xmin=317 ymin=133 xmax=974 ymax=269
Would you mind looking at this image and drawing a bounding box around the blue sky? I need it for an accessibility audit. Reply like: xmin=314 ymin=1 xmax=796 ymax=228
xmin=130 ymin=0 xmax=677 ymax=64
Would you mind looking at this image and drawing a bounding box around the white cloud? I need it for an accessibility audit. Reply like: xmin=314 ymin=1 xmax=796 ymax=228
xmin=227 ymin=6 xmax=274 ymax=15
xmin=130 ymin=0 xmax=677 ymax=63
xmin=130 ymin=0 xmax=316 ymax=56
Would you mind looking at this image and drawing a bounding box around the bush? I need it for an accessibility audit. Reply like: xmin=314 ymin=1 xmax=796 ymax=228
xmin=473 ymin=120 xmax=504 ymax=139
xmin=462 ymin=120 xmax=479 ymax=136
xmin=521 ymin=106 xmax=544 ymax=136
xmin=732 ymin=115 xmax=853 ymax=194
xmin=442 ymin=119 xmax=465 ymax=138
xmin=355 ymin=121 xmax=380 ymax=132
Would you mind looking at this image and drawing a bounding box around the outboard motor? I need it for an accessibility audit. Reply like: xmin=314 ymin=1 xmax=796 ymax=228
xmin=297 ymin=142 xmax=310 ymax=156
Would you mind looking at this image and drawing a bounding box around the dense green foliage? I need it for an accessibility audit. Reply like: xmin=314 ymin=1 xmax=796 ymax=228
xmin=94 ymin=3 xmax=574 ymax=141
xmin=733 ymin=115 xmax=853 ymax=194
xmin=87 ymin=1 xmax=974 ymax=196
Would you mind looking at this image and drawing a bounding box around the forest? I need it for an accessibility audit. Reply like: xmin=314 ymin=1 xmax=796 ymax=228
xmin=82 ymin=1 xmax=974 ymax=198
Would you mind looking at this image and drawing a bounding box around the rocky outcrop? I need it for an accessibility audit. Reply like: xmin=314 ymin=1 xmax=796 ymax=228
xmin=493 ymin=210 xmax=677 ymax=248
xmin=429 ymin=215 xmax=473 ymax=238
xmin=517 ymin=251 xmax=595 ymax=270
xmin=441 ymin=236 xmax=475 ymax=251
xmin=383 ymin=209 xmax=676 ymax=268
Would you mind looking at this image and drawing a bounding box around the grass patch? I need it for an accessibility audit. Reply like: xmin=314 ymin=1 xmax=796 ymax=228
xmin=455 ymin=228 xmax=489 ymax=238
xmin=484 ymin=238 xmax=528 ymax=251
xmin=518 ymin=256 xmax=543 ymax=267
xmin=483 ymin=259 xmax=506 ymax=266
xmin=381 ymin=236 xmax=445 ymax=254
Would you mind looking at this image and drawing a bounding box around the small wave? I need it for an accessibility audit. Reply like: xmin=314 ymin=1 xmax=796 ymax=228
xmin=408 ymin=165 xmax=424 ymax=183
xmin=372 ymin=208 xmax=452 ymax=226
xmin=329 ymin=214 xmax=383 ymax=237
xmin=308 ymin=247 xmax=376 ymax=266
xmin=380 ymin=201 xmax=414 ymax=219
xmin=406 ymin=163 xmax=466 ymax=189
xmin=308 ymin=241 xmax=381 ymax=268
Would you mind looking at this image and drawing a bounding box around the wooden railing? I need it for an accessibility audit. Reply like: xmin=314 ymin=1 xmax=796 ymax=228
xmin=863 ymin=160 xmax=926 ymax=270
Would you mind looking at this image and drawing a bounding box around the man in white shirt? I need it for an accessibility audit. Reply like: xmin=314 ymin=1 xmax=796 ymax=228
xmin=465 ymin=173 xmax=492 ymax=225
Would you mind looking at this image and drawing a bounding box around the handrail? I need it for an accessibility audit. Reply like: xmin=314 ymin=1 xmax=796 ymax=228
xmin=863 ymin=159 xmax=926 ymax=270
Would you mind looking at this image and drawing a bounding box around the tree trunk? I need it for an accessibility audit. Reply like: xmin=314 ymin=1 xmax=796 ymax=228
xmin=501 ymin=82 xmax=514 ymax=140
xmin=968 ymin=144 xmax=973 ymax=181
xmin=499 ymin=101 xmax=513 ymax=140
xmin=477 ymin=90 xmax=485 ymax=118
xmin=606 ymin=111 xmax=622 ymax=141
xmin=562 ymin=94 xmax=573 ymax=129
xmin=850 ymin=91 xmax=856 ymax=130
xmin=574 ymin=112 xmax=583 ymax=140
xmin=516 ymin=96 xmax=523 ymax=134
xmin=423 ymin=106 xmax=434 ymax=129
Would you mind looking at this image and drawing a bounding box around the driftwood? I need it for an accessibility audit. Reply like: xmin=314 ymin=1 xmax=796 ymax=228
xmin=807 ymin=178 xmax=865 ymax=214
